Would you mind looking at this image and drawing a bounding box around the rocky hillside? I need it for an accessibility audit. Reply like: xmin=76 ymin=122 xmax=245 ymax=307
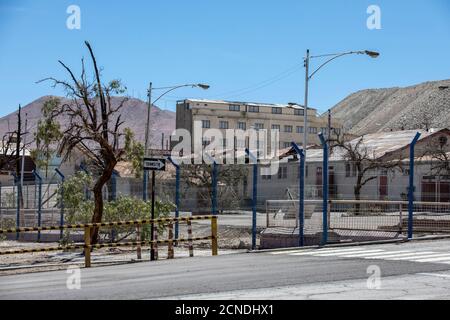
xmin=0 ymin=96 xmax=176 ymax=148
xmin=330 ymin=79 xmax=450 ymax=135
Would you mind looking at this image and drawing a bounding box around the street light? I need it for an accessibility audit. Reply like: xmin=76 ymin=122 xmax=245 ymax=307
xmin=143 ymin=82 xmax=209 ymax=261
xmin=144 ymin=83 xmax=210 ymax=154
xmin=301 ymin=49 xmax=380 ymax=160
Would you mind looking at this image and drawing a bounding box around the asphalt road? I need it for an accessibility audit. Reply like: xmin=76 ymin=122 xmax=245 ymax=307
xmin=2 ymin=239 xmax=450 ymax=299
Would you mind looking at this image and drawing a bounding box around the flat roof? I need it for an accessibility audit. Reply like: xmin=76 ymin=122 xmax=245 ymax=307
xmin=178 ymin=99 xmax=317 ymax=111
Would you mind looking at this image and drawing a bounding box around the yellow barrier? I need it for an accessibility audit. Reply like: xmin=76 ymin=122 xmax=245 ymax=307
xmin=0 ymin=215 xmax=218 ymax=268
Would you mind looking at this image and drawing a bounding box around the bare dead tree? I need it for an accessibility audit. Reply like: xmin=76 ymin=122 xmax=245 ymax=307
xmin=420 ymin=135 xmax=450 ymax=176
xmin=330 ymin=134 xmax=402 ymax=213
xmin=180 ymin=164 xmax=246 ymax=213
xmin=38 ymin=41 xmax=129 ymax=243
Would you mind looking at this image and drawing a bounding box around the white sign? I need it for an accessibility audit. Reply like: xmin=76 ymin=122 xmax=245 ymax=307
xmin=143 ymin=158 xmax=166 ymax=171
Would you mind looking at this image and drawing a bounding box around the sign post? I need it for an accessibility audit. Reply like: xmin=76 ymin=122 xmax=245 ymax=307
xmin=143 ymin=157 xmax=166 ymax=261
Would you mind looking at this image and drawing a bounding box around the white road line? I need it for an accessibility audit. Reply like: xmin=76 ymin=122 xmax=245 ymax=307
xmin=289 ymin=247 xmax=368 ymax=256
xmin=312 ymin=249 xmax=384 ymax=257
xmin=413 ymin=254 xmax=450 ymax=263
xmin=334 ymin=250 xmax=412 ymax=258
xmin=360 ymin=251 xmax=435 ymax=260
xmin=269 ymin=249 xmax=314 ymax=255
xmin=393 ymin=252 xmax=450 ymax=261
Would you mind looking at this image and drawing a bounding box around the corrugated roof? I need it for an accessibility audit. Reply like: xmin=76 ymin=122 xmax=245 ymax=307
xmin=287 ymin=129 xmax=448 ymax=162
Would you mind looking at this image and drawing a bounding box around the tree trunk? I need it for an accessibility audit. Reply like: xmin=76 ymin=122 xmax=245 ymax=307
xmin=90 ymin=160 xmax=116 ymax=244
xmin=354 ymin=175 xmax=363 ymax=215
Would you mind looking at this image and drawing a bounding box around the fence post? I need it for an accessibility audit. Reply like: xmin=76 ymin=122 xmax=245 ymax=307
xmin=245 ymin=148 xmax=258 ymax=250
xmin=187 ymin=218 xmax=194 ymax=257
xmin=212 ymin=161 xmax=218 ymax=215
xmin=143 ymin=168 xmax=148 ymax=201
xmin=168 ymin=222 xmax=174 ymax=259
xmin=84 ymin=226 xmax=91 ymax=268
xmin=291 ymin=142 xmax=305 ymax=247
xmin=33 ymin=170 xmax=43 ymax=242
xmin=55 ymin=169 xmax=65 ymax=240
xmin=168 ymin=157 xmax=181 ymax=241
xmin=211 ymin=216 xmax=218 ymax=256
xmin=12 ymin=173 xmax=20 ymax=240
xmin=111 ymin=170 xmax=118 ymax=201
xmin=318 ymin=133 xmax=329 ymax=246
xmin=408 ymin=132 xmax=421 ymax=240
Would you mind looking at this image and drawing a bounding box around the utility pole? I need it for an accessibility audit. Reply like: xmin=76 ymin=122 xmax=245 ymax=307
xmin=144 ymin=82 xmax=153 ymax=155
xmin=20 ymin=115 xmax=28 ymax=199
xmin=303 ymin=49 xmax=310 ymax=179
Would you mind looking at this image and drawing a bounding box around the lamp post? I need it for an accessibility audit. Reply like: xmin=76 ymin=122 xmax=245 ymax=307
xmin=301 ymin=49 xmax=379 ymax=194
xmin=144 ymin=83 xmax=210 ymax=155
xmin=143 ymin=82 xmax=209 ymax=261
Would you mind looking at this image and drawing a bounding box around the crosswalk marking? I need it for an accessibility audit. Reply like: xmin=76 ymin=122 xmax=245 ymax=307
xmin=289 ymin=247 xmax=367 ymax=256
xmin=335 ymin=250 xmax=412 ymax=258
xmin=413 ymin=255 xmax=450 ymax=263
xmin=393 ymin=253 xmax=450 ymax=261
xmin=313 ymin=249 xmax=384 ymax=257
xmin=360 ymin=251 xmax=435 ymax=260
xmin=270 ymin=247 xmax=450 ymax=265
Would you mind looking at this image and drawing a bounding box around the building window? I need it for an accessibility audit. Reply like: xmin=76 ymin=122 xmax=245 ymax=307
xmin=237 ymin=122 xmax=246 ymax=130
xmin=185 ymin=103 xmax=190 ymax=110
xmin=345 ymin=163 xmax=351 ymax=177
xmin=284 ymin=125 xmax=293 ymax=133
xmin=262 ymin=174 xmax=272 ymax=180
xmin=294 ymin=109 xmax=305 ymax=116
xmin=272 ymin=107 xmax=282 ymax=114
xmin=352 ymin=164 xmax=357 ymax=177
xmin=248 ymin=106 xmax=259 ymax=113
xmin=278 ymin=166 xmax=288 ymax=179
xmin=202 ymin=120 xmax=210 ymax=128
xmin=283 ymin=142 xmax=291 ymax=148
xmin=221 ymin=138 xmax=227 ymax=147
xmin=254 ymin=123 xmax=264 ymax=130
xmin=309 ymin=127 xmax=317 ymax=134
xmin=229 ymin=104 xmax=240 ymax=112
xmin=296 ymin=126 xmax=304 ymax=133
xmin=219 ymin=121 xmax=229 ymax=129
xmin=321 ymin=127 xmax=328 ymax=135
xmin=271 ymin=124 xmax=280 ymax=131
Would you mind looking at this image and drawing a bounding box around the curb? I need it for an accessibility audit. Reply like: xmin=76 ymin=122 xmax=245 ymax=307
xmin=248 ymin=234 xmax=450 ymax=254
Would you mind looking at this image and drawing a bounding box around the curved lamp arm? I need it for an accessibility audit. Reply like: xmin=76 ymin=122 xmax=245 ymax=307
xmin=308 ymin=50 xmax=379 ymax=80
xmin=152 ymin=83 xmax=210 ymax=105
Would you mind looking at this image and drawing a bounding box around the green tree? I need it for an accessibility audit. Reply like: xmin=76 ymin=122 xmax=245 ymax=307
xmin=124 ymin=128 xmax=144 ymax=178
xmin=32 ymin=97 xmax=63 ymax=178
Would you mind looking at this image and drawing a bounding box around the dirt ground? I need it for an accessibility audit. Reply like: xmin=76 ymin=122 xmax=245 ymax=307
xmin=0 ymin=222 xmax=254 ymax=276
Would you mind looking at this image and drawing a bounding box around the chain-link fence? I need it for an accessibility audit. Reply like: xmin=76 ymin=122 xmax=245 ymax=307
xmin=3 ymin=133 xmax=450 ymax=249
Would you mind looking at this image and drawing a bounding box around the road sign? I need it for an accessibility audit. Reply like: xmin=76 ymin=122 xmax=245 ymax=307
xmin=143 ymin=158 xmax=166 ymax=171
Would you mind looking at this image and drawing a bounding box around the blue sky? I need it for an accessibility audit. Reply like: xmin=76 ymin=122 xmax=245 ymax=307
xmin=0 ymin=0 xmax=449 ymax=116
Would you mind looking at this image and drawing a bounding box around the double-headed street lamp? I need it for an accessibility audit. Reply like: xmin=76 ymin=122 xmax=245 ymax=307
xmin=302 ymin=49 xmax=379 ymax=156
xmin=143 ymin=82 xmax=209 ymax=261
xmin=144 ymin=82 xmax=210 ymax=154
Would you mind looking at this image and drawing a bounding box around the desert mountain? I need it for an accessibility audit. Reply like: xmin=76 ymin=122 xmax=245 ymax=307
xmin=330 ymin=79 xmax=450 ymax=135
xmin=0 ymin=96 xmax=176 ymax=149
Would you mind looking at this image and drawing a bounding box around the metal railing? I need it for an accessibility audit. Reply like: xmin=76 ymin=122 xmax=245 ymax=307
xmin=265 ymin=199 xmax=450 ymax=243
xmin=0 ymin=215 xmax=218 ymax=267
